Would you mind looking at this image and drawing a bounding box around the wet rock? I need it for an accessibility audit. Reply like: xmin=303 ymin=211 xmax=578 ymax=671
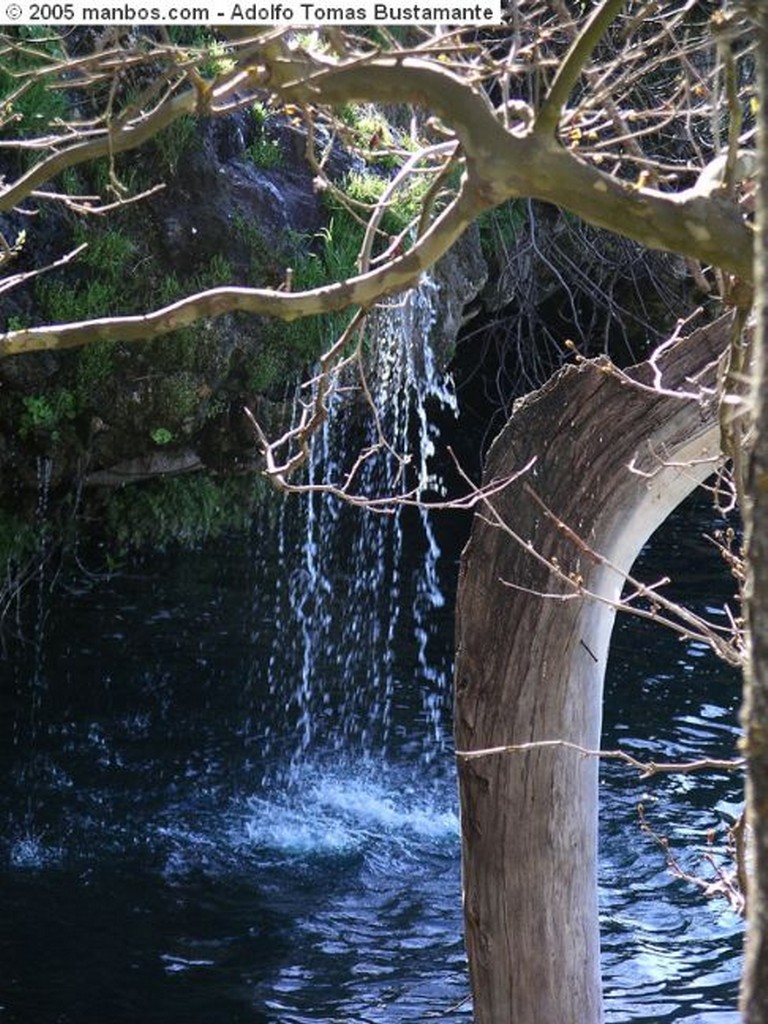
xmin=431 ymin=225 xmax=488 ymax=368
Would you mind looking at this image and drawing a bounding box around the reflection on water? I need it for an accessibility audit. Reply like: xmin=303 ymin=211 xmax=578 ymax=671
xmin=0 ymin=494 xmax=744 ymax=1023
xmin=601 ymin=498 xmax=743 ymax=1024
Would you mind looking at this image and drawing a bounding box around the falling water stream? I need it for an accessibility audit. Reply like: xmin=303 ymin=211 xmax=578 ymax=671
xmin=0 ymin=284 xmax=745 ymax=1022
xmin=262 ymin=280 xmax=456 ymax=774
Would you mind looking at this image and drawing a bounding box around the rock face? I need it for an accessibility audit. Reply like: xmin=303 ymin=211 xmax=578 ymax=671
xmin=0 ymin=98 xmax=692 ymax=556
xmin=0 ymin=108 xmax=490 ymax=550
xmin=149 ymin=115 xmax=334 ymax=277
xmin=430 ymin=224 xmax=488 ymax=368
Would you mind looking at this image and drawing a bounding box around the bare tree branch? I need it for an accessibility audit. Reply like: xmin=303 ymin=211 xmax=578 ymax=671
xmin=456 ymin=736 xmax=744 ymax=779
xmin=0 ymin=11 xmax=758 ymax=363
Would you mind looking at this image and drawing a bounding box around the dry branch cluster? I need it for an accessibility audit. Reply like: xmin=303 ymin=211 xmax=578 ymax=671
xmin=0 ymin=9 xmax=756 ymax=498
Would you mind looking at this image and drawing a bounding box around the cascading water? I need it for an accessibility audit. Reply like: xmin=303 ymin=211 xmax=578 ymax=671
xmin=262 ymin=276 xmax=459 ymax=777
xmin=225 ymin=278 xmax=471 ymax=1020
xmin=7 ymin=456 xmax=54 ymax=871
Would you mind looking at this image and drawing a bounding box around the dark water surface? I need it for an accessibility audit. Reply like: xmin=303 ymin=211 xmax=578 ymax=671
xmin=0 ymin=495 xmax=743 ymax=1023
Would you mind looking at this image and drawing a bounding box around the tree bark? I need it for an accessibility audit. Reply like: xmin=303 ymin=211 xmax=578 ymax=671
xmin=740 ymin=5 xmax=768 ymax=1021
xmin=454 ymin=318 xmax=731 ymax=1024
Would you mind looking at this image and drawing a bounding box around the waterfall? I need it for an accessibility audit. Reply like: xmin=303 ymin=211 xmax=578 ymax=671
xmin=7 ymin=456 xmax=55 ymax=869
xmin=263 ymin=278 xmax=458 ymax=778
xmin=28 ymin=455 xmax=53 ymax=699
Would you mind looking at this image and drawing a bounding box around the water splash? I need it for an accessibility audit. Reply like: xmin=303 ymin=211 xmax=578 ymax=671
xmin=149 ymin=759 xmax=458 ymax=881
xmin=8 ymin=827 xmax=62 ymax=870
xmin=236 ymin=765 xmax=459 ymax=862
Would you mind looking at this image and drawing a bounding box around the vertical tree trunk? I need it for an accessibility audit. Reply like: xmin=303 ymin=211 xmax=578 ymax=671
xmin=455 ymin=321 xmax=730 ymax=1024
xmin=741 ymin=6 xmax=768 ymax=1022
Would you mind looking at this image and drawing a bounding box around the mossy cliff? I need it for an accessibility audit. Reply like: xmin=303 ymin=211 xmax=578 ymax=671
xmin=0 ymin=73 xmax=488 ymax=579
xmin=0 ymin=26 xmax=694 ymax=585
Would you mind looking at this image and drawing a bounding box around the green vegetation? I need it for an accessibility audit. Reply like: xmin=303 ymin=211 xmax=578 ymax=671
xmin=157 ymin=372 xmax=201 ymax=420
xmin=196 ymin=253 xmax=234 ymax=290
xmin=35 ymin=222 xmax=141 ymax=329
xmin=244 ymin=338 xmax=292 ymax=394
xmin=59 ymin=166 xmax=86 ymax=195
xmin=244 ymin=102 xmax=285 ymax=169
xmin=10 ymin=70 xmax=426 ymax=418
xmin=251 ymin=100 xmax=270 ymax=130
xmin=338 ymin=104 xmax=402 ymax=170
xmin=164 ymin=27 xmax=234 ymax=78
xmin=31 ymin=218 xmax=237 ymax=421
xmin=75 ymin=340 xmax=117 ymax=407
xmin=103 ymin=473 xmax=270 ymax=550
xmin=1 ymin=63 xmax=441 ymax=561
xmin=76 ymin=226 xmax=136 ymax=270
xmin=0 ymin=27 xmax=69 ymax=142
xmin=302 ymin=167 xmax=440 ymax=286
xmin=37 ymin=278 xmax=115 ymax=325
xmin=245 ymin=136 xmax=284 ymax=170
xmin=281 ymin=223 xmax=357 ymax=364
xmin=19 ymin=391 xmax=76 ymax=441
xmin=268 ymin=164 xmax=436 ymax=366
xmin=154 ymin=254 xmax=234 ymax=311
xmin=155 ymin=114 xmax=198 ymax=176
xmin=165 ymin=26 xmax=217 ymax=46
xmin=198 ymin=39 xmax=236 ymax=79
xmin=232 ymin=212 xmax=282 ymax=285
xmin=150 ymin=427 xmax=174 ymax=445
xmin=478 ymin=200 xmax=529 ymax=258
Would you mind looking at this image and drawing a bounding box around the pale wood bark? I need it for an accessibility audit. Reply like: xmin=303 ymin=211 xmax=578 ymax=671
xmin=454 ymin=317 xmax=731 ymax=1023
xmin=740 ymin=5 xmax=768 ymax=1021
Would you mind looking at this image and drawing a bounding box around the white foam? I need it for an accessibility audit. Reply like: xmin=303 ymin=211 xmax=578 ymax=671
xmin=236 ymin=766 xmax=459 ymax=860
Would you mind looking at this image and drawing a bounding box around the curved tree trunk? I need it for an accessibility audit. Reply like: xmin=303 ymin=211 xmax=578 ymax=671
xmin=454 ymin=317 xmax=731 ymax=1024
xmin=741 ymin=7 xmax=768 ymax=1021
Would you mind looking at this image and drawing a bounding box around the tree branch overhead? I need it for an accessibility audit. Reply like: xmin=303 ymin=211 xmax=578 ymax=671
xmin=0 ymin=7 xmax=758 ymax=356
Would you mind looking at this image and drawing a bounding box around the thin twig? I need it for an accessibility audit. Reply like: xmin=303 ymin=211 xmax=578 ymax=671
xmin=456 ymin=737 xmax=744 ymax=779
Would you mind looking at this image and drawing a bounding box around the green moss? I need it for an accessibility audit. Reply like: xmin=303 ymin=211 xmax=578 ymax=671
xmin=157 ymin=271 xmax=185 ymax=306
xmin=103 ymin=473 xmax=270 ymax=550
xmin=478 ymin=200 xmax=528 ymax=257
xmin=195 ymin=253 xmax=234 ymax=290
xmin=36 ymin=220 xmax=142 ymax=324
xmin=232 ymin=212 xmax=282 ymax=284
xmin=75 ymin=340 xmax=117 ymax=407
xmin=76 ymin=225 xmax=137 ymax=270
xmin=59 ymin=167 xmax=85 ymax=195
xmin=155 ymin=114 xmax=198 ymax=176
xmin=150 ymin=427 xmax=174 ymax=445
xmin=244 ymin=337 xmax=292 ymax=393
xmin=151 ymin=370 xmax=202 ymax=424
xmin=36 ymin=277 xmax=116 ymax=325
xmin=162 ymin=252 xmax=231 ymax=295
